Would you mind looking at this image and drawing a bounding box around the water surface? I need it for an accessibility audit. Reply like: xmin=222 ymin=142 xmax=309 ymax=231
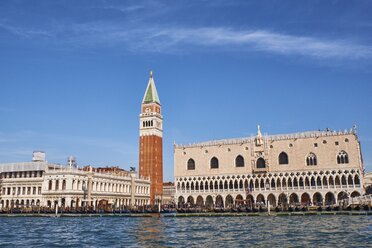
xmin=0 ymin=216 xmax=371 ymax=247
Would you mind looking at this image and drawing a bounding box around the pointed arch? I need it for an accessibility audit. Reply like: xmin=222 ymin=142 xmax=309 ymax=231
xmin=271 ymin=178 xmax=276 ymax=189
xmin=276 ymin=178 xmax=281 ymax=189
xmin=354 ymin=175 xmax=360 ymax=185
xmin=282 ymin=178 xmax=287 ymax=188
xmin=196 ymin=196 xmax=204 ymax=206
xmin=341 ymin=175 xmax=347 ymax=186
xmin=301 ymin=193 xmax=311 ymax=205
xmin=235 ymin=195 xmax=244 ymax=206
xmin=289 ymin=193 xmax=299 ymax=204
xmin=351 ymin=191 xmax=361 ymax=198
xmin=234 ymin=180 xmax=238 ymax=190
xmin=210 ymin=157 xmax=219 ymax=169
xmin=278 ymin=152 xmax=289 ymax=165
xmin=239 ymin=179 xmax=243 ymax=189
xmin=178 ymin=196 xmax=185 ymax=205
xmin=260 ymin=178 xmax=265 ymax=189
xmin=335 ymin=175 xmax=341 ymax=186
xmin=256 ymin=194 xmax=265 ymax=204
xmin=226 ymin=195 xmax=234 ymax=207
xmin=317 ymin=176 xmax=322 ymax=187
xmin=235 ymin=155 xmax=245 ymax=167
xmin=219 ymin=181 xmax=223 ymax=190
xmin=215 ymin=195 xmax=224 ymax=207
xmin=347 ymin=174 xmax=353 ymax=185
xmin=288 ymin=178 xmax=293 ymax=188
xmin=187 ymin=196 xmax=194 ymax=205
xmin=256 ymin=157 xmax=266 ymax=168
xmin=205 ymin=195 xmax=213 ymax=208
xmin=313 ymin=192 xmax=323 ymax=205
xmin=306 ymin=153 xmax=317 ymax=166
xmin=325 ymin=192 xmax=335 ymax=205
xmin=311 ymin=176 xmax=316 ymax=187
xmin=267 ymin=194 xmax=276 ymax=207
xmin=249 ymin=179 xmax=254 ymax=190
xmin=187 ymin=159 xmax=195 ymax=170
xmin=329 ymin=176 xmax=334 ymax=187
xmin=293 ymin=177 xmax=298 ymax=187
xmin=337 ymin=151 xmax=349 ymax=164
xmin=299 ymin=177 xmax=304 ymax=188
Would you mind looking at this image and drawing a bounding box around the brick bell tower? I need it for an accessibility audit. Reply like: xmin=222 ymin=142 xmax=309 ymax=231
xmin=139 ymin=70 xmax=163 ymax=205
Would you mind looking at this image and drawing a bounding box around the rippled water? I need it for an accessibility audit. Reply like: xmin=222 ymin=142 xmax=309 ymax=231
xmin=0 ymin=215 xmax=371 ymax=247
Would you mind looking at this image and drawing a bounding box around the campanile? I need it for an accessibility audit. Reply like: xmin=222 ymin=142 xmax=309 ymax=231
xmin=139 ymin=70 xmax=163 ymax=205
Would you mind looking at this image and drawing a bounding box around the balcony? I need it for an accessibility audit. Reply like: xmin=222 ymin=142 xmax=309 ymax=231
xmin=252 ymin=167 xmax=268 ymax=174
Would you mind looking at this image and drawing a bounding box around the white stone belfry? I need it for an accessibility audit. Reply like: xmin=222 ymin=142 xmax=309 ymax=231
xmin=139 ymin=70 xmax=163 ymax=138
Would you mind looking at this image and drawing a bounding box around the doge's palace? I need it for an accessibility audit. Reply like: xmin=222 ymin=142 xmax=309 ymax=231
xmin=174 ymin=126 xmax=364 ymax=208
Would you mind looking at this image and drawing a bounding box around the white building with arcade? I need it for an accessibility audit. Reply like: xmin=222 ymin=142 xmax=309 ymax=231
xmin=174 ymin=126 xmax=364 ymax=208
xmin=0 ymin=152 xmax=150 ymax=211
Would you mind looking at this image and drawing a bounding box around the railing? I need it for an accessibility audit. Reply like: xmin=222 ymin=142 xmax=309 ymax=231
xmin=252 ymin=168 xmax=268 ymax=173
xmin=177 ymin=184 xmax=362 ymax=194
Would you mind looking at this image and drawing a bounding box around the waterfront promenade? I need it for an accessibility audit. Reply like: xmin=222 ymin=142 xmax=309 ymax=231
xmin=0 ymin=210 xmax=371 ymax=218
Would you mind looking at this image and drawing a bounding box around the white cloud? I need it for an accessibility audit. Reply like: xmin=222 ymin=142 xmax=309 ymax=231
xmin=128 ymin=27 xmax=372 ymax=59
xmin=1 ymin=18 xmax=372 ymax=60
xmin=64 ymin=24 xmax=372 ymax=59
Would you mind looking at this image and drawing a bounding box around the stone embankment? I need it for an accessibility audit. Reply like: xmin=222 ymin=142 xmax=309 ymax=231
xmin=0 ymin=211 xmax=371 ymax=218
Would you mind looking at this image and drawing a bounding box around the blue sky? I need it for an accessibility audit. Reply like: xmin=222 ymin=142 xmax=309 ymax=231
xmin=0 ymin=0 xmax=372 ymax=181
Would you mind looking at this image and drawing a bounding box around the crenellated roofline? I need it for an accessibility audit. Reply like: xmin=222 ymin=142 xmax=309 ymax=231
xmin=175 ymin=126 xmax=358 ymax=149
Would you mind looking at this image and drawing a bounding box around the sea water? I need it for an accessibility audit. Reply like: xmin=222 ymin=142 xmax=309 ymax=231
xmin=0 ymin=215 xmax=371 ymax=247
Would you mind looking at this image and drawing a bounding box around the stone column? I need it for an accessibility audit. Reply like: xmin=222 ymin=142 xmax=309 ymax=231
xmin=87 ymin=168 xmax=93 ymax=207
xmin=130 ymin=173 xmax=136 ymax=207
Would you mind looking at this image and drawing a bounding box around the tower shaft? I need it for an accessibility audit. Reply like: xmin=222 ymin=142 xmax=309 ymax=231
xmin=139 ymin=71 xmax=163 ymax=205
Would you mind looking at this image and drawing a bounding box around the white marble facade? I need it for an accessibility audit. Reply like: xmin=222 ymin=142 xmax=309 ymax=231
xmin=0 ymin=155 xmax=150 ymax=210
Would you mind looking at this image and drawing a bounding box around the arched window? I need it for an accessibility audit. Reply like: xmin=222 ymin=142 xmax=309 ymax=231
xmin=235 ymin=155 xmax=244 ymax=167
xmin=278 ymin=152 xmax=289 ymax=165
xmin=256 ymin=158 xmax=266 ymax=168
xmin=187 ymin=159 xmax=195 ymax=170
xmin=210 ymin=157 xmax=219 ymax=169
xmin=337 ymin=151 xmax=349 ymax=164
xmin=306 ymin=153 xmax=317 ymax=166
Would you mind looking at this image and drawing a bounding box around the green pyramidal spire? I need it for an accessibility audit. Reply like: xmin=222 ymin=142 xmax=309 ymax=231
xmin=142 ymin=70 xmax=161 ymax=104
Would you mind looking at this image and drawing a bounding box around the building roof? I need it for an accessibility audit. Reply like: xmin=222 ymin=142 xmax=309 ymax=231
xmin=142 ymin=70 xmax=160 ymax=104
xmin=0 ymin=162 xmax=59 ymax=173
xmin=175 ymin=127 xmax=358 ymax=149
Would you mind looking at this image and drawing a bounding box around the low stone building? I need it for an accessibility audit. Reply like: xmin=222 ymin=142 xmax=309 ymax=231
xmin=162 ymin=182 xmax=175 ymax=205
xmin=364 ymin=172 xmax=372 ymax=195
xmin=0 ymin=152 xmax=150 ymax=210
xmin=174 ymin=126 xmax=364 ymax=208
